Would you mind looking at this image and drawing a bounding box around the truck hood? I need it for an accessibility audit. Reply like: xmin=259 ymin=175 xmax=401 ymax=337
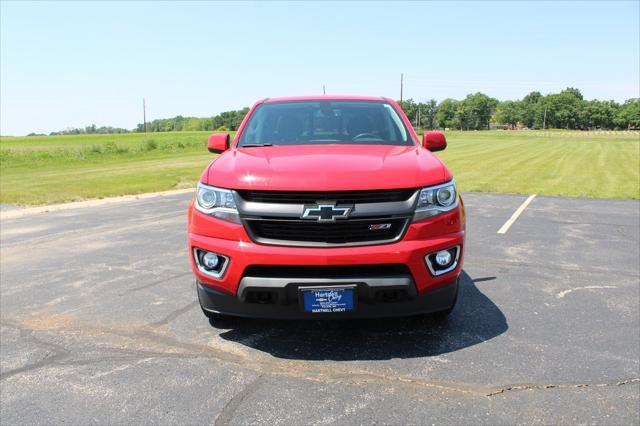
xmin=206 ymin=144 xmax=450 ymax=191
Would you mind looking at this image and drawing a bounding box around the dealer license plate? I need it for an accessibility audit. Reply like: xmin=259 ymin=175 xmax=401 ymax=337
xmin=301 ymin=286 xmax=355 ymax=313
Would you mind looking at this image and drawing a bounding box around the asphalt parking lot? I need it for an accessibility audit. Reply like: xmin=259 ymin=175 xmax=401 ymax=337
xmin=1 ymin=191 xmax=638 ymax=424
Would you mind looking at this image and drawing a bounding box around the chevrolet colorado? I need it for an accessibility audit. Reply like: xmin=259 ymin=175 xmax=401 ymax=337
xmin=188 ymin=96 xmax=465 ymax=320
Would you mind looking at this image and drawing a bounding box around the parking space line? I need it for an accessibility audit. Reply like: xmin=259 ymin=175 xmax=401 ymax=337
xmin=497 ymin=194 xmax=537 ymax=234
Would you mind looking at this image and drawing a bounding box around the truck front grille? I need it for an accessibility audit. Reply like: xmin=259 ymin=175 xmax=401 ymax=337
xmin=243 ymin=217 xmax=409 ymax=247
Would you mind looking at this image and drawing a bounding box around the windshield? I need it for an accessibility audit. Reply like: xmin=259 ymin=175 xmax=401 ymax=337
xmin=238 ymin=100 xmax=413 ymax=147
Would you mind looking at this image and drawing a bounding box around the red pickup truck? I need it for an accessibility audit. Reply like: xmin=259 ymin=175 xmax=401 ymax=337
xmin=188 ymin=96 xmax=465 ymax=320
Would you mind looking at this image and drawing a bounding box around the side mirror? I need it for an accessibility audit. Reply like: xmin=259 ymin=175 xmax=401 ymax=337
xmin=422 ymin=131 xmax=447 ymax=152
xmin=207 ymin=133 xmax=230 ymax=153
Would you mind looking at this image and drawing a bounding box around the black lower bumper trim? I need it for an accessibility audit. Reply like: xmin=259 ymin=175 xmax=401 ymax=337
xmin=197 ymin=278 xmax=458 ymax=320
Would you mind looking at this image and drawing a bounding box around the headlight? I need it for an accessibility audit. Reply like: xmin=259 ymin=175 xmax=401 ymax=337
xmin=194 ymin=182 xmax=240 ymax=223
xmin=436 ymin=186 xmax=456 ymax=206
xmin=413 ymin=180 xmax=458 ymax=222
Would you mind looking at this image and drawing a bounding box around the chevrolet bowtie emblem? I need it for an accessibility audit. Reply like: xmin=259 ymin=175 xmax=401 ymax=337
xmin=301 ymin=203 xmax=352 ymax=222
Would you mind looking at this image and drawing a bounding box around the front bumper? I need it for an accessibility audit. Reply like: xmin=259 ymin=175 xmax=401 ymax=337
xmin=189 ymin=202 xmax=465 ymax=319
xmin=198 ymin=278 xmax=458 ymax=319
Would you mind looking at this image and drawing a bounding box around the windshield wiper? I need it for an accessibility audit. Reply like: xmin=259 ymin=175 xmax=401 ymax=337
xmin=239 ymin=143 xmax=273 ymax=148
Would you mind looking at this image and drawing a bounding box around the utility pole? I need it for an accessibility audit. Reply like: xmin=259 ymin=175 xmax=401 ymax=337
xmin=399 ymin=73 xmax=403 ymax=108
xmin=542 ymin=106 xmax=547 ymax=130
xmin=143 ymin=98 xmax=147 ymax=134
xmin=323 ymin=84 xmax=326 ymax=95
xmin=417 ymin=107 xmax=421 ymax=129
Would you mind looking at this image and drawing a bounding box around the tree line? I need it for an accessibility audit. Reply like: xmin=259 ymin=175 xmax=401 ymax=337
xmin=40 ymin=88 xmax=639 ymax=136
xmin=401 ymin=88 xmax=639 ymax=130
xmin=40 ymin=125 xmax=130 ymax=136
xmin=40 ymin=108 xmax=250 ymax=136
xmin=133 ymin=108 xmax=250 ymax=133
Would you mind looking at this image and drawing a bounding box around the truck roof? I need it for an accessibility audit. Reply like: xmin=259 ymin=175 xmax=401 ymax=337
xmin=264 ymin=95 xmax=387 ymax=103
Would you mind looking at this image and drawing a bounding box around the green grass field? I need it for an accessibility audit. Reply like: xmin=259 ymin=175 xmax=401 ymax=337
xmin=436 ymin=130 xmax=640 ymax=199
xmin=0 ymin=130 xmax=638 ymax=205
xmin=0 ymin=132 xmax=220 ymax=205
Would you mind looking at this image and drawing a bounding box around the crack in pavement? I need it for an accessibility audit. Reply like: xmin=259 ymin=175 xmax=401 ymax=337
xmin=485 ymin=378 xmax=640 ymax=396
xmin=0 ymin=344 xmax=210 ymax=382
xmin=1 ymin=329 xmax=71 ymax=381
xmin=213 ymin=375 xmax=266 ymax=426
xmin=2 ymin=318 xmax=637 ymax=398
xmin=120 ymin=272 xmax=192 ymax=295
xmin=555 ymin=285 xmax=618 ymax=299
xmin=148 ymin=301 xmax=199 ymax=328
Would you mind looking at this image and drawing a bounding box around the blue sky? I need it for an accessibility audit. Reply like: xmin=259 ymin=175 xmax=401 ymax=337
xmin=1 ymin=1 xmax=638 ymax=135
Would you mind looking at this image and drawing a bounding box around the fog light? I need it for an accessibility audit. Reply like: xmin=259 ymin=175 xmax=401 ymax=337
xmin=425 ymin=246 xmax=460 ymax=277
xmin=193 ymin=248 xmax=229 ymax=279
xmin=435 ymin=250 xmax=452 ymax=266
xmin=202 ymin=252 xmax=220 ymax=270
